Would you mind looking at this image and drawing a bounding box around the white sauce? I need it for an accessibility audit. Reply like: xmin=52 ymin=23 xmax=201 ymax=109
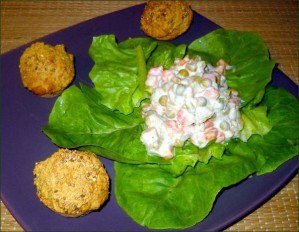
xmin=141 ymin=56 xmax=243 ymax=159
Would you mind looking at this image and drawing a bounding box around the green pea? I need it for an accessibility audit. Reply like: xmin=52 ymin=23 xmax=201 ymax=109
xmin=178 ymin=69 xmax=189 ymax=77
xmin=158 ymin=95 xmax=168 ymax=106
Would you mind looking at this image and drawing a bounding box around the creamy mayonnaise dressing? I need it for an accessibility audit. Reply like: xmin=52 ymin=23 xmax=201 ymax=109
xmin=141 ymin=56 xmax=243 ymax=159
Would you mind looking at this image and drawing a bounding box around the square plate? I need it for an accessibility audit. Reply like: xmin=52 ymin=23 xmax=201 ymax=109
xmin=1 ymin=3 xmax=298 ymax=231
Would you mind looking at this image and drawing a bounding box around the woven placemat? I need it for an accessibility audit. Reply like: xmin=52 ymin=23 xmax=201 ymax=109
xmin=1 ymin=0 xmax=297 ymax=84
xmin=1 ymin=201 xmax=23 ymax=231
xmin=227 ymin=175 xmax=298 ymax=231
xmin=1 ymin=1 xmax=298 ymax=231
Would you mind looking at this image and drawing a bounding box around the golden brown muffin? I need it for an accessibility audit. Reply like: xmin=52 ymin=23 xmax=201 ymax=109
xmin=19 ymin=42 xmax=75 ymax=97
xmin=33 ymin=149 xmax=110 ymax=217
xmin=140 ymin=0 xmax=193 ymax=40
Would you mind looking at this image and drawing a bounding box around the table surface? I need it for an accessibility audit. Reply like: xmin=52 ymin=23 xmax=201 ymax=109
xmin=1 ymin=1 xmax=298 ymax=231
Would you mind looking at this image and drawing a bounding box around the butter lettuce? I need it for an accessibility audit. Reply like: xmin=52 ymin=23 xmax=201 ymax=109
xmin=115 ymin=139 xmax=259 ymax=229
xmin=88 ymin=35 xmax=151 ymax=114
xmin=43 ymin=83 xmax=170 ymax=164
xmin=240 ymin=105 xmax=272 ymax=141
xmin=114 ymin=86 xmax=298 ymax=229
xmin=188 ymin=29 xmax=276 ymax=107
xmin=42 ymin=82 xmax=225 ymax=166
xmin=88 ymin=35 xmax=186 ymax=114
xmin=119 ymin=38 xmax=187 ymax=69
xmin=248 ymin=87 xmax=299 ymax=175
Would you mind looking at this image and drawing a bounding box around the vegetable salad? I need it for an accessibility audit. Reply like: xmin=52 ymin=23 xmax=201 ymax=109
xmin=141 ymin=56 xmax=243 ymax=158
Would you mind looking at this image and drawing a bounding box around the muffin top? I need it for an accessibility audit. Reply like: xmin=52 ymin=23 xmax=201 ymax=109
xmin=33 ymin=149 xmax=110 ymax=217
xmin=140 ymin=0 xmax=193 ymax=40
xmin=19 ymin=42 xmax=75 ymax=97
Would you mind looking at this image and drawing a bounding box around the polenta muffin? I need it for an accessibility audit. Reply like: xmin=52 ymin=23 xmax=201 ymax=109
xmin=33 ymin=149 xmax=110 ymax=217
xmin=19 ymin=42 xmax=75 ymax=97
xmin=140 ymin=0 xmax=193 ymax=40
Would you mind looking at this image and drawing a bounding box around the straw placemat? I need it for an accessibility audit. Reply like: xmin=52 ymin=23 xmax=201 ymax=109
xmin=1 ymin=1 xmax=298 ymax=231
xmin=1 ymin=0 xmax=298 ymax=84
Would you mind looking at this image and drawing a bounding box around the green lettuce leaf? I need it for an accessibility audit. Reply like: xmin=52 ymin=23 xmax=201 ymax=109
xmin=188 ymin=29 xmax=276 ymax=106
xmin=260 ymin=87 xmax=299 ymax=140
xmin=88 ymin=35 xmax=155 ymax=114
xmin=88 ymin=36 xmax=186 ymax=114
xmin=146 ymin=41 xmax=187 ymax=69
xmin=42 ymin=84 xmax=169 ymax=164
xmin=114 ymin=140 xmax=259 ymax=229
xmin=160 ymin=141 xmax=226 ymax=177
xmin=118 ymin=37 xmax=186 ymax=69
xmin=42 ymin=83 xmax=226 ymax=167
xmin=247 ymin=87 xmax=299 ymax=175
xmin=240 ymin=105 xmax=272 ymax=141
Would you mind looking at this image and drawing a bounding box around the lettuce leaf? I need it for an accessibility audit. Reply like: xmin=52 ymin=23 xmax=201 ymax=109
xmin=159 ymin=142 xmax=226 ymax=177
xmin=114 ymin=140 xmax=259 ymax=229
xmin=42 ymin=83 xmax=225 ymax=167
xmin=146 ymin=41 xmax=187 ymax=69
xmin=88 ymin=35 xmax=154 ymax=114
xmin=88 ymin=35 xmax=186 ymax=114
xmin=114 ymin=86 xmax=298 ymax=229
xmin=247 ymin=87 xmax=299 ymax=175
xmin=119 ymin=38 xmax=186 ymax=69
xmin=43 ymin=84 xmax=169 ymax=164
xmin=188 ymin=29 xmax=276 ymax=107
xmin=240 ymin=105 xmax=272 ymax=141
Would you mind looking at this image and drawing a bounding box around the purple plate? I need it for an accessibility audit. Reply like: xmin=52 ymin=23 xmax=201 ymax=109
xmin=1 ymin=4 xmax=298 ymax=231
